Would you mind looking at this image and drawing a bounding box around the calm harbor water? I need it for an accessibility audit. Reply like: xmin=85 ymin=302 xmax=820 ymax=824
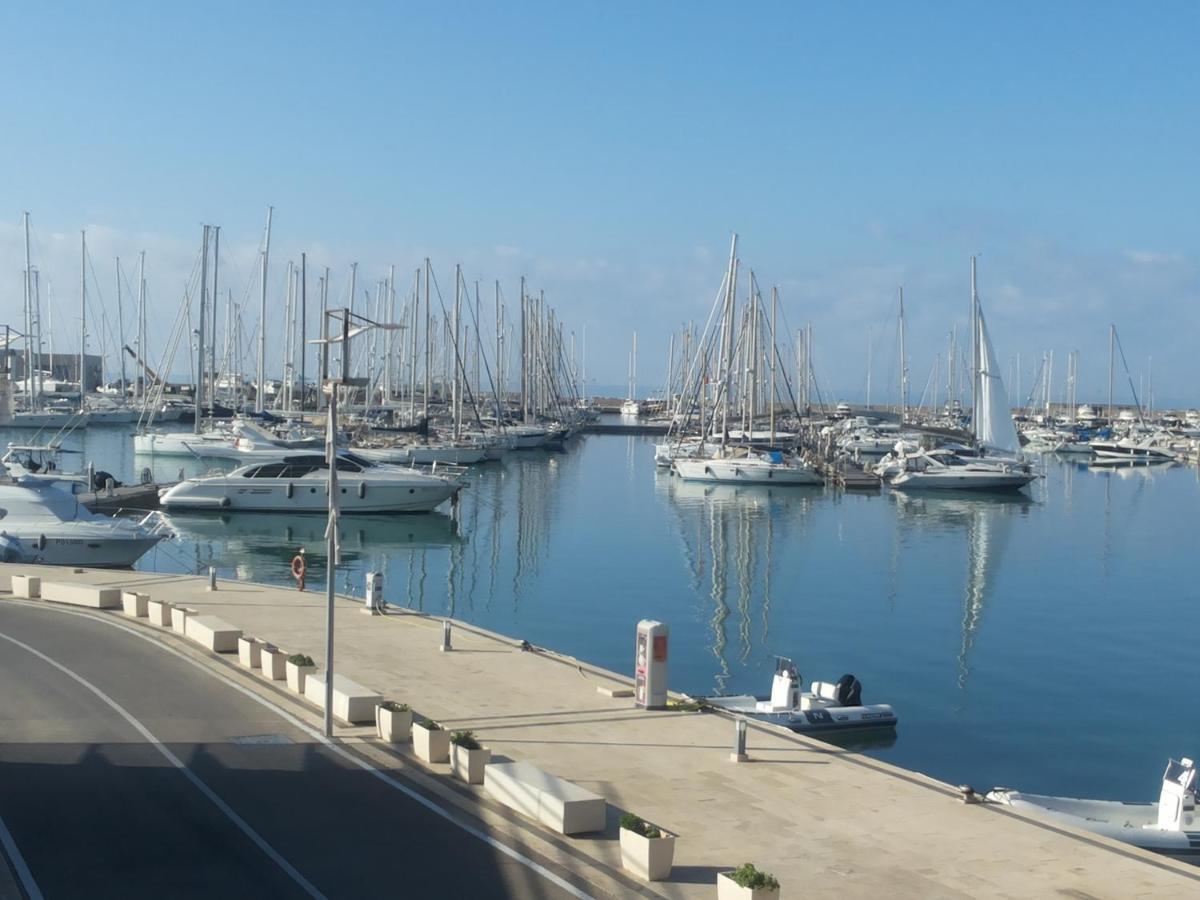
xmin=9 ymin=422 xmax=1199 ymax=802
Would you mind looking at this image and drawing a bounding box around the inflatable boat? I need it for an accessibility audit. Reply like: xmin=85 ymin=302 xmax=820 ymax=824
xmin=706 ymin=657 xmax=897 ymax=734
xmin=985 ymin=758 xmax=1199 ymax=861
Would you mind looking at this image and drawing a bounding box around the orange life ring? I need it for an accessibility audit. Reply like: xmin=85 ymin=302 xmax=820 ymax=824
xmin=291 ymin=554 xmax=307 ymax=580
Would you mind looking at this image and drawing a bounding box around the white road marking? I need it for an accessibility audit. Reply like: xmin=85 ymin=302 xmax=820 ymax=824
xmin=0 ymin=628 xmax=327 ymax=900
xmin=0 ymin=809 xmax=44 ymax=900
xmin=5 ymin=601 xmax=596 ymax=900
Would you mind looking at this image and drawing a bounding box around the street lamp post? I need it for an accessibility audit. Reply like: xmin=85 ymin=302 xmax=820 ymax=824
xmin=313 ymin=306 xmax=404 ymax=738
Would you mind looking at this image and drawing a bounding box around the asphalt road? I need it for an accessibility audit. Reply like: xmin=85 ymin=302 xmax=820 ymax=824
xmin=0 ymin=601 xmax=582 ymax=899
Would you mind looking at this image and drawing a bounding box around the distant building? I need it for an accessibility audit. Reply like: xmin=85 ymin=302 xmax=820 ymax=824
xmin=4 ymin=351 xmax=104 ymax=393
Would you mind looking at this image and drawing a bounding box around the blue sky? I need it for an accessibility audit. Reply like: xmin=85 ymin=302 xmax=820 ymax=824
xmin=1 ymin=2 xmax=1197 ymax=405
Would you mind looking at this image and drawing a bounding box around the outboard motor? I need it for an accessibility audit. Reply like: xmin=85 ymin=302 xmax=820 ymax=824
xmin=835 ymin=673 xmax=863 ymax=707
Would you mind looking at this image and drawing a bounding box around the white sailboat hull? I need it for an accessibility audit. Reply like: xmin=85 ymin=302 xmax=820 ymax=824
xmin=673 ymin=457 xmax=823 ymax=485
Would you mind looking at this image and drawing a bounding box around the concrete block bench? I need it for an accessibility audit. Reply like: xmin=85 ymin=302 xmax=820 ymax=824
xmin=184 ymin=615 xmax=242 ymax=653
xmin=302 ymin=673 xmax=382 ymax=724
xmin=484 ymin=762 xmax=606 ymax=835
xmin=41 ymin=582 xmax=121 ymax=609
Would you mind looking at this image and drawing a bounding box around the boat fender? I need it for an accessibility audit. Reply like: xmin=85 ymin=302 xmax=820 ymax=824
xmin=358 ymin=482 xmax=366 ymax=499
xmin=286 ymin=483 xmax=294 ymax=499
xmin=219 ymin=496 xmax=230 ymax=508
xmin=836 ymin=673 xmax=862 ymax=706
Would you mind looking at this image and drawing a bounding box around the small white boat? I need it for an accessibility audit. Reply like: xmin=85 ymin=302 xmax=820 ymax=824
xmin=619 ymin=399 xmax=641 ymax=417
xmin=159 ymin=452 xmax=465 ymax=514
xmin=707 ymin=657 xmax=897 ymax=734
xmin=985 ymin=758 xmax=1198 ymax=861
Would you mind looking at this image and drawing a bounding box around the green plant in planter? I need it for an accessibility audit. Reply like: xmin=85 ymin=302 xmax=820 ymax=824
xmin=419 ymin=718 xmax=442 ymax=731
xmin=728 ymin=863 xmax=779 ymax=890
xmin=619 ymin=813 xmax=662 ymax=839
xmin=287 ymin=653 xmax=315 ymax=667
xmin=380 ymin=701 xmax=409 ymax=712
xmin=450 ymin=730 xmax=481 ymax=750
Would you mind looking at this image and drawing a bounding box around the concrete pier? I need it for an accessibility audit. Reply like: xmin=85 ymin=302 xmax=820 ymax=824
xmin=3 ymin=564 xmax=1197 ymax=899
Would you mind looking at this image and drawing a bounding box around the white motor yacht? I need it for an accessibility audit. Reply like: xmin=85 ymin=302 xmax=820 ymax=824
xmin=0 ymin=475 xmax=167 ymax=567
xmin=619 ymin=399 xmax=641 ymax=417
xmin=159 ymin=452 xmax=466 ymax=514
xmin=1091 ymin=435 xmax=1176 ymax=462
xmin=889 ymin=448 xmax=1036 ymax=492
xmin=985 ymin=758 xmax=1198 ymax=861
xmin=673 ymin=448 xmax=823 ymax=485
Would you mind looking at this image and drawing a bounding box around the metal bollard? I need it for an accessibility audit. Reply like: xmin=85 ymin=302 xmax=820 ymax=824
xmin=207 ymin=567 xmax=217 ymax=591
xmin=730 ymin=718 xmax=748 ymax=763
xmin=440 ymin=619 xmax=452 ymax=652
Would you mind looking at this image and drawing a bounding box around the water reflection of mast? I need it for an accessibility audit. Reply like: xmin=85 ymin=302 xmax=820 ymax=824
xmin=957 ymin=504 xmax=993 ymax=690
xmin=709 ymin=495 xmax=731 ymax=692
xmin=735 ymin=499 xmax=755 ymax=664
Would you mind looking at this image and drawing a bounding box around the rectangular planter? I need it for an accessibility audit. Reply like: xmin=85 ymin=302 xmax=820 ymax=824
xmin=42 ymin=582 xmax=120 ymax=609
xmin=238 ymin=636 xmax=262 ymax=669
xmin=260 ymin=646 xmax=287 ymax=681
xmin=376 ymin=705 xmax=413 ymax=743
xmin=619 ymin=827 xmax=676 ymax=882
xmin=11 ymin=575 xmax=41 ymax=599
xmin=121 ymin=592 xmax=149 ymax=618
xmin=147 ymin=600 xmax=172 ymax=628
xmin=413 ymin=722 xmax=449 ymax=763
xmin=285 ymin=660 xmax=315 ymax=694
xmin=450 ymin=744 xmax=492 ymax=785
xmin=717 ymin=872 xmax=780 ymax=900
xmin=170 ymin=606 xmax=196 ymax=635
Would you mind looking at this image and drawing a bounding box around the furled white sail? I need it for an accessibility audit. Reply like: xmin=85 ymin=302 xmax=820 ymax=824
xmin=974 ymin=305 xmax=1021 ymax=457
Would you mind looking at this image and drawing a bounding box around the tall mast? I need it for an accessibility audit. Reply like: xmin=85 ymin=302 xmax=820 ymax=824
xmin=80 ymin=230 xmax=87 ymax=409
xmin=300 ymin=253 xmax=307 ymax=412
xmin=770 ymin=285 xmax=778 ymax=442
xmin=970 ymin=256 xmax=979 ymax=440
xmin=1107 ymin=324 xmax=1115 ymax=422
xmin=519 ymin=276 xmax=527 ymax=422
xmin=210 ymin=226 xmax=220 ymax=410
xmin=22 ymin=213 xmax=32 ymax=408
xmin=866 ymin=326 xmax=872 ymax=410
xmin=137 ymin=251 xmax=145 ymax=404
xmin=494 ymin=280 xmax=503 ymax=420
xmin=452 ymin=264 xmax=462 ymax=439
xmin=423 ymin=258 xmax=431 ymax=419
xmin=719 ymin=233 xmax=738 ymax=446
xmin=256 ymin=206 xmax=273 ymax=413
xmin=409 ymin=268 xmax=419 ymax=422
xmin=195 ymin=225 xmax=209 ymax=432
xmin=898 ymin=286 xmax=907 ymax=424
xmin=116 ymin=257 xmax=127 ymax=399
xmin=347 ymin=262 xmax=358 ymax=402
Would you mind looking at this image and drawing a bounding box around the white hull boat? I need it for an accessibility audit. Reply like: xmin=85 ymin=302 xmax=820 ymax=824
xmin=159 ymin=452 xmax=465 ymax=514
xmin=986 ymin=758 xmax=1198 ymax=861
xmin=673 ymin=451 xmax=822 ymax=485
xmin=1092 ymin=439 xmax=1175 ymax=462
xmin=707 ymin=658 xmax=897 ymax=735
xmin=510 ymin=426 xmax=549 ymax=449
xmin=0 ymin=479 xmax=166 ymax=567
xmin=620 ymin=399 xmax=641 ymax=417
xmin=355 ymin=444 xmax=487 ymax=466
